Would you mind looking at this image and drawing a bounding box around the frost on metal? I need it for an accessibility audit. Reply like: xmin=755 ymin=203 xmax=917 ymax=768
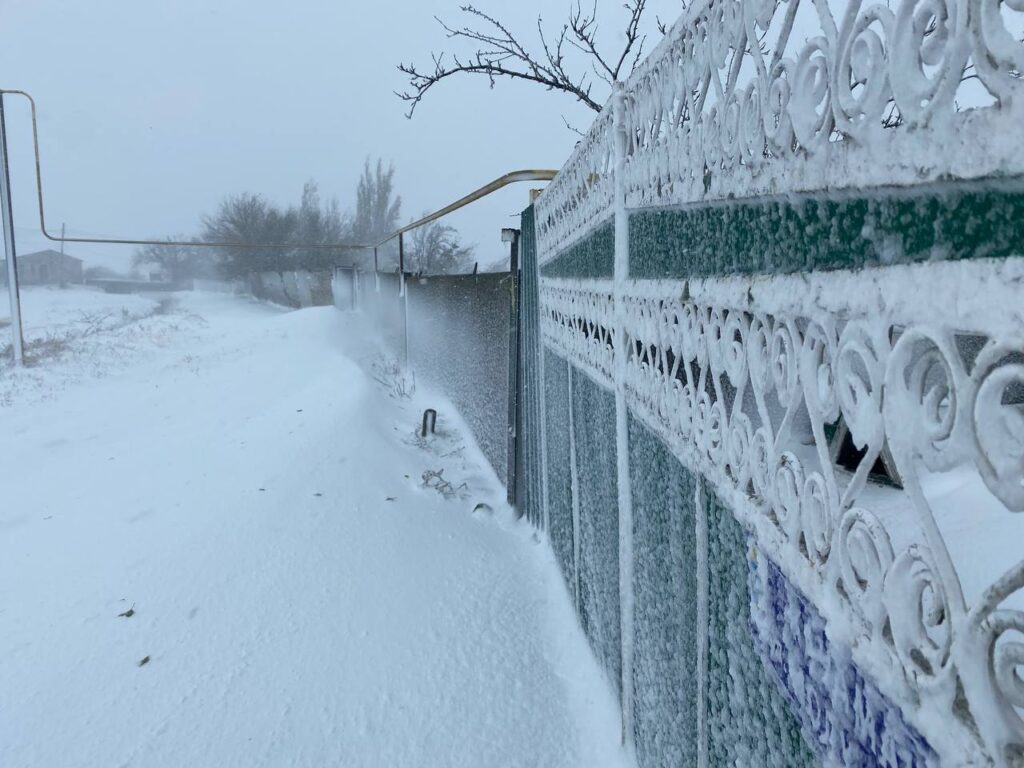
xmin=748 ymin=539 xmax=937 ymax=767
xmin=535 ymin=0 xmax=1024 ymax=264
xmin=571 ymin=368 xmax=623 ymax=700
xmin=539 ymin=259 xmax=1024 ymax=764
xmin=540 ymin=281 xmax=615 ymax=385
xmin=706 ymin=490 xmax=817 ymax=767
xmin=544 ymin=348 xmax=576 ymax=596
xmin=534 ymin=109 xmax=615 ymax=264
xmin=628 ymin=415 xmax=700 ymax=768
xmin=529 ymin=0 xmax=1024 ymax=762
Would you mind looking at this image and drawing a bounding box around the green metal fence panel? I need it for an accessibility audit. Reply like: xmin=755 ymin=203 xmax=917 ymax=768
xmin=628 ymin=414 xmax=699 ymax=768
xmin=539 ymin=220 xmax=615 ymax=280
xmin=704 ymin=487 xmax=816 ymax=768
xmin=628 ymin=179 xmax=1024 ymax=281
xmin=542 ymin=347 xmax=575 ymax=595
xmin=571 ymin=368 xmax=622 ymax=699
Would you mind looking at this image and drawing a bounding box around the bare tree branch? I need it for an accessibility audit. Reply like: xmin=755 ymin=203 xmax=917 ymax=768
xmin=561 ymin=115 xmax=586 ymax=138
xmin=396 ymin=2 xmax=657 ymax=119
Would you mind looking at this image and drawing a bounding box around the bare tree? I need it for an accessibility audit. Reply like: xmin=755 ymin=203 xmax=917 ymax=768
xmin=351 ymin=158 xmax=403 ymax=269
xmin=351 ymin=158 xmax=402 ymax=243
xmin=397 ymin=2 xmax=652 ymax=119
xmin=132 ymin=238 xmax=211 ymax=283
xmin=292 ymin=180 xmax=350 ymax=271
xmin=406 ymin=218 xmax=474 ymax=275
xmin=201 ymin=193 xmax=296 ymax=278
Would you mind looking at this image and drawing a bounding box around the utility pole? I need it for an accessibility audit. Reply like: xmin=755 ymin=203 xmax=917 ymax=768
xmin=0 ymin=92 xmax=24 ymax=366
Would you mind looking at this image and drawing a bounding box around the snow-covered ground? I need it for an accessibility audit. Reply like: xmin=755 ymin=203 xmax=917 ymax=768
xmin=0 ymin=286 xmax=208 ymax=407
xmin=0 ymin=292 xmax=629 ymax=768
xmin=14 ymin=285 xmax=161 ymax=341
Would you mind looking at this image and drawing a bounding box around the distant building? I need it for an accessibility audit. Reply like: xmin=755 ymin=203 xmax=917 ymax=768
xmin=0 ymin=249 xmax=84 ymax=285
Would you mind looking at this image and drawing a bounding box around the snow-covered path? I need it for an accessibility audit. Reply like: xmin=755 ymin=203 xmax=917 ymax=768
xmin=0 ymin=294 xmax=628 ymax=768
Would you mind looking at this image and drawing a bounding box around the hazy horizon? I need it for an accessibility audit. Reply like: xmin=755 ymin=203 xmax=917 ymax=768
xmin=1 ymin=0 xmax=679 ymax=273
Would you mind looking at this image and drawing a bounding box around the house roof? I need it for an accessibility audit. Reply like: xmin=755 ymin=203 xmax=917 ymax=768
xmin=12 ymin=249 xmax=83 ymax=264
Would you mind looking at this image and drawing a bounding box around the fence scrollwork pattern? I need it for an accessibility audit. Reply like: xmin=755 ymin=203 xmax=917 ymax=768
xmin=536 ymin=0 xmax=1024 ymax=263
xmin=533 ymin=0 xmax=1024 ymax=762
xmin=539 ymin=266 xmax=1024 ymax=765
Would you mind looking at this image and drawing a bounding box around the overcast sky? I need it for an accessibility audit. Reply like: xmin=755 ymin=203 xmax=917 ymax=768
xmin=0 ymin=0 xmax=680 ymax=273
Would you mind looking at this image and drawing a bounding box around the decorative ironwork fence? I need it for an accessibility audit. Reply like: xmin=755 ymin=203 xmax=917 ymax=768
xmin=517 ymin=0 xmax=1024 ymax=765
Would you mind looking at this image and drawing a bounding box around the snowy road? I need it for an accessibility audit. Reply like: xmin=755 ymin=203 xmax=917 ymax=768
xmin=0 ymin=293 xmax=628 ymax=768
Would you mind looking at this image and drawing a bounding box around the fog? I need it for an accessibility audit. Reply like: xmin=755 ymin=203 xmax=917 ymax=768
xmin=0 ymin=0 xmax=680 ymax=274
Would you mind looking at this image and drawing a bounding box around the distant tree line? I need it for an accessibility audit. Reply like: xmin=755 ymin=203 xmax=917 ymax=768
xmin=134 ymin=158 xmax=474 ymax=281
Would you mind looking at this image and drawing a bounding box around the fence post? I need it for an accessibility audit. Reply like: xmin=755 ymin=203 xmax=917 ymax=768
xmin=398 ymin=232 xmax=409 ymax=367
xmin=505 ymin=228 xmax=521 ymax=508
xmin=567 ymin=363 xmax=582 ymax=614
xmin=0 ymin=92 xmax=24 ymax=366
xmin=612 ymin=81 xmax=635 ymax=751
xmin=535 ymin=229 xmax=550 ymax=535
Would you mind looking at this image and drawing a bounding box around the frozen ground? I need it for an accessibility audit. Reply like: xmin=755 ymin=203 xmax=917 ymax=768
xmin=0 ymin=292 xmax=629 ymax=768
xmin=11 ymin=285 xmax=160 ymax=342
xmin=0 ymin=286 xmax=205 ymax=406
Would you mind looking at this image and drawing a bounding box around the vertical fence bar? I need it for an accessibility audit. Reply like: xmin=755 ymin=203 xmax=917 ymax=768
xmin=506 ymin=229 xmax=521 ymax=507
xmin=528 ymin=210 xmax=551 ymax=533
xmin=611 ymin=82 xmax=635 ymax=750
xmin=567 ymin=364 xmax=582 ymax=614
xmin=0 ymin=93 xmax=24 ymax=366
xmin=373 ymin=246 xmax=380 ymax=293
xmin=398 ymin=232 xmax=409 ymax=367
xmin=537 ymin=319 xmax=550 ymax=532
xmin=695 ymin=477 xmax=709 ymax=768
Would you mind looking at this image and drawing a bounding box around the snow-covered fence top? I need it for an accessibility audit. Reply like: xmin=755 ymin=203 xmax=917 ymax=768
xmin=535 ymin=0 xmax=1024 ymax=261
xmin=527 ymin=1 xmax=1024 ymax=765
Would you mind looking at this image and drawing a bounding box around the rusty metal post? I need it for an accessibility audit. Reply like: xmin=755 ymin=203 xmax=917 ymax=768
xmin=0 ymin=93 xmax=24 ymax=366
xmin=421 ymin=408 xmax=437 ymax=437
